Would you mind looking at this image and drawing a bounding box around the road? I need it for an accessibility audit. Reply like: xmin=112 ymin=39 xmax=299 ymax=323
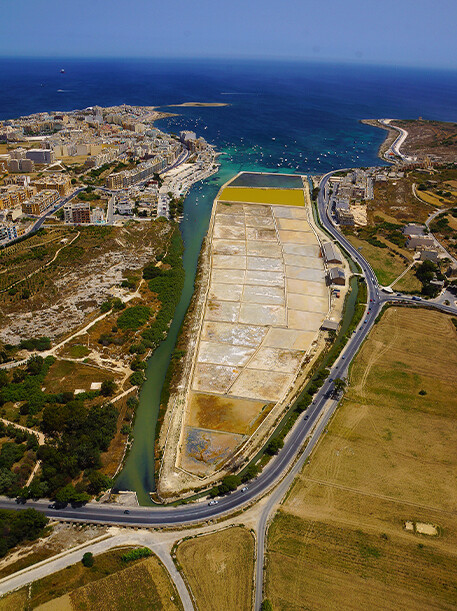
xmin=31 ymin=187 xmax=85 ymax=232
xmin=379 ymin=118 xmax=414 ymax=162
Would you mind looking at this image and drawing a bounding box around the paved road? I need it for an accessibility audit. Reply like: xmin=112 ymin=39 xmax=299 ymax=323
xmin=31 ymin=187 xmax=85 ymax=232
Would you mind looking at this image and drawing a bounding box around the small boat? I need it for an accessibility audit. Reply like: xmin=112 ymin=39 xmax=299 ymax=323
xmin=60 ymin=69 xmax=65 ymax=74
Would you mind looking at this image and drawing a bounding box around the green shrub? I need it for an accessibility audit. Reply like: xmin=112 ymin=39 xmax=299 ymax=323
xmin=117 ymin=306 xmax=151 ymax=331
xmin=82 ymin=552 xmax=94 ymax=567
xmin=121 ymin=547 xmax=152 ymax=562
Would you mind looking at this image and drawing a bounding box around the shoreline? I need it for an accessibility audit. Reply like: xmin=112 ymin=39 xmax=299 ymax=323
xmin=361 ymin=118 xmax=398 ymax=164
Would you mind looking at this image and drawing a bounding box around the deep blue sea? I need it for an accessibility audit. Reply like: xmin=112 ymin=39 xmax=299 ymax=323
xmin=2 ymin=58 xmax=457 ymax=176
xmin=3 ymin=58 xmax=457 ymax=497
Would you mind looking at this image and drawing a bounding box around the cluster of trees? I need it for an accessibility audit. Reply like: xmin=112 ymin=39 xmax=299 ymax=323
xmin=0 ymin=508 xmax=48 ymax=557
xmin=168 ymin=196 xmax=184 ymax=221
xmin=0 ymin=356 xmax=117 ymax=500
xmin=18 ymin=337 xmax=51 ymax=352
xmin=117 ymin=305 xmax=151 ymax=331
xmin=140 ymin=227 xmax=185 ymax=351
xmin=416 ymin=260 xmax=444 ymax=297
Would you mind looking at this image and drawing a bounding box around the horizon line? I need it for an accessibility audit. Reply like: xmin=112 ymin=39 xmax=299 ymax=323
xmin=0 ymin=55 xmax=456 ymax=72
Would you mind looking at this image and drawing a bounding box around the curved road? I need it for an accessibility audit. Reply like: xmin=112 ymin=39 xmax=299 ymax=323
xmin=0 ymin=171 xmax=455 ymax=530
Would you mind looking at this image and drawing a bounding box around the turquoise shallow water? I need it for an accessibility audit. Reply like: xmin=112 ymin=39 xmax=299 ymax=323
xmin=2 ymin=58 xmax=457 ymax=501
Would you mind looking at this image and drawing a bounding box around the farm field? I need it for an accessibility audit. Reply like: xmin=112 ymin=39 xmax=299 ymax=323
xmin=218 ymin=186 xmax=305 ymax=206
xmin=0 ymin=548 xmax=182 ymax=611
xmin=265 ymin=307 xmax=457 ymax=610
xmin=176 ymin=527 xmax=254 ymax=611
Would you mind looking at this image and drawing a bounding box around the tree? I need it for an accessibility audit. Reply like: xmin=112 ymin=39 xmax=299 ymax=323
xmin=266 ymin=438 xmax=284 ymax=455
xmin=82 ymin=552 xmax=94 ymax=567
xmin=87 ymin=471 xmax=112 ymax=495
xmin=261 ymin=600 xmax=273 ymax=611
xmin=100 ymin=379 xmax=116 ymax=397
xmin=333 ymin=378 xmax=346 ymax=393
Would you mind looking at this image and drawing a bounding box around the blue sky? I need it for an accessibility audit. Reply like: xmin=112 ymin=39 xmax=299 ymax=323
xmin=1 ymin=0 xmax=456 ymax=68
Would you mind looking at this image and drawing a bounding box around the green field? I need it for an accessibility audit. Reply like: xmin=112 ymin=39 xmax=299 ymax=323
xmin=218 ymin=187 xmax=305 ymax=206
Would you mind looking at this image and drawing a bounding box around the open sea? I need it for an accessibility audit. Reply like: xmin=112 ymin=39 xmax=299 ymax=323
xmin=2 ymin=58 xmax=457 ymax=499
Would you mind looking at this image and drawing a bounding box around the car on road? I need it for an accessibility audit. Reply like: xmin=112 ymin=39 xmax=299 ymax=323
xmin=241 ymin=486 xmax=248 ymax=492
xmin=208 ymin=500 xmax=218 ymax=506
xmin=124 ymin=510 xmax=130 ymax=514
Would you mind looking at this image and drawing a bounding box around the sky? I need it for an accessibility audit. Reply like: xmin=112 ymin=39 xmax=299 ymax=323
xmin=1 ymin=0 xmax=457 ymax=69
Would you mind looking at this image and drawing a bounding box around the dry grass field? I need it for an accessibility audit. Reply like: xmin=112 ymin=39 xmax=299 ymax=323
xmin=265 ymin=308 xmax=457 ymax=610
xmin=176 ymin=527 xmax=254 ymax=611
xmin=218 ymin=187 xmax=305 ymax=206
xmin=0 ymin=549 xmax=182 ymax=611
xmin=392 ymin=267 xmax=422 ymax=292
xmin=345 ymin=235 xmax=409 ymax=286
xmin=43 ymin=359 xmax=119 ymax=394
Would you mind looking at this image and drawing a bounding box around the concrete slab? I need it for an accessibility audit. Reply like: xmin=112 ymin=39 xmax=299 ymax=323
xmin=213 ymin=224 xmax=246 ymax=240
xmin=263 ymin=327 xmax=317 ymax=351
xmin=192 ymin=363 xmax=241 ymax=394
xmin=212 ymin=268 xmax=245 ymax=284
xmin=212 ymin=254 xmax=246 ymax=269
xmin=208 ymin=282 xmax=243 ymax=302
xmin=201 ymin=321 xmax=268 ymax=347
xmin=239 ymin=303 xmax=286 ymax=326
xmin=243 ymin=203 xmax=271 ymax=216
xmin=245 ymin=270 xmax=284 ymax=286
xmin=286 ymin=278 xmax=328 ymax=297
xmin=244 ymin=216 xmax=275 ymax=228
xmin=246 ymin=241 xmax=282 ymax=257
xmin=205 ymin=300 xmax=240 ymax=323
xmin=242 ymin=284 xmax=285 ymax=305
xmin=278 ymin=230 xmax=317 ymax=244
xmin=285 ymin=266 xmax=325 ymax=282
xmin=283 ymin=254 xmax=324 ymax=269
xmin=246 ymin=346 xmax=304 ymax=373
xmin=288 ymin=309 xmax=327 ymax=331
xmin=247 ymin=256 xmax=283 ymax=272
xmin=217 ymin=202 xmax=245 ymax=214
xmin=272 ymin=206 xmax=307 ymax=219
xmin=212 ymin=240 xmax=246 ymax=256
xmin=215 ymin=214 xmax=245 ymax=226
xmin=228 ymin=369 xmax=294 ymax=402
xmin=275 ymin=218 xmax=312 ymax=232
xmin=246 ymin=227 xmax=277 ymax=241
xmin=197 ymin=341 xmax=256 ymax=367
xmin=287 ymin=293 xmax=328 ymax=313
xmin=283 ymin=243 xmax=320 ymax=257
